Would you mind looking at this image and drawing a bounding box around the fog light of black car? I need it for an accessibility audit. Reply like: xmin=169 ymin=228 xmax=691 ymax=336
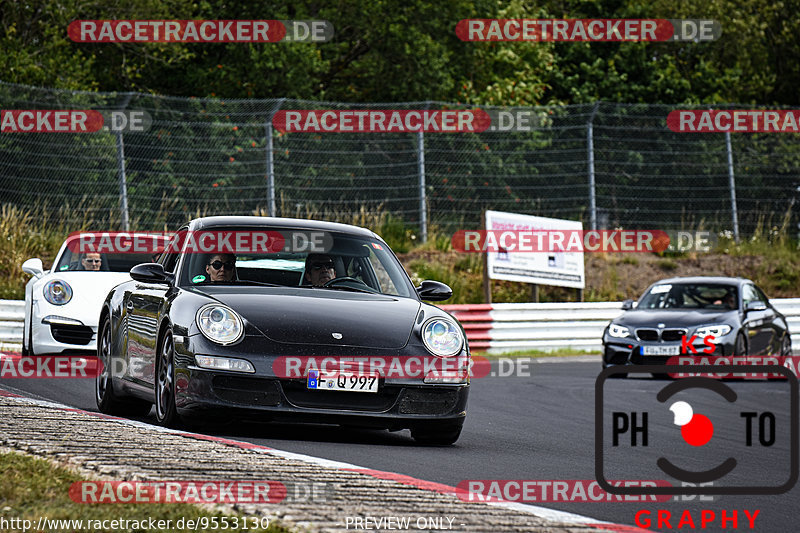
xmin=196 ymin=304 xmax=244 ymax=345
xmin=422 ymin=318 xmax=463 ymax=357
xmin=194 ymin=355 xmax=254 ymax=373
xmin=424 ymin=369 xmax=468 ymax=384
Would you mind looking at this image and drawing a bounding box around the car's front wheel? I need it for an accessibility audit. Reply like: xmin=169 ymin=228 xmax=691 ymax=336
xmin=155 ymin=329 xmax=181 ymax=427
xmin=780 ymin=334 xmax=792 ymax=356
xmin=411 ymin=421 xmax=463 ymax=446
xmin=735 ymin=332 xmax=748 ymax=356
xmin=96 ymin=318 xmax=152 ymax=417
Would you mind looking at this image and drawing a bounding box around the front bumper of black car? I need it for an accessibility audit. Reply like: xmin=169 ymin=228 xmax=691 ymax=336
xmin=602 ymin=333 xmax=735 ymax=367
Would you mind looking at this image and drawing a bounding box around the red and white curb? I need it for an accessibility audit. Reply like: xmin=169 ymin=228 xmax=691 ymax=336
xmin=0 ymin=383 xmax=643 ymax=532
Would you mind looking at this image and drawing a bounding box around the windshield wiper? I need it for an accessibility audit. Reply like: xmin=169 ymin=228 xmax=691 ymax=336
xmin=315 ymin=285 xmax=376 ymax=294
xmin=214 ymin=280 xmax=283 ymax=287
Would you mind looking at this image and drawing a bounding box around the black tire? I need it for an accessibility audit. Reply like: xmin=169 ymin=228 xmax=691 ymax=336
xmin=411 ymin=421 xmax=463 ymax=446
xmin=96 ymin=318 xmax=152 ymax=417
xmin=735 ymin=332 xmax=748 ymax=356
xmin=780 ymin=335 xmax=792 ymax=356
xmin=155 ymin=329 xmax=181 ymax=428
xmin=22 ymin=300 xmax=33 ymax=356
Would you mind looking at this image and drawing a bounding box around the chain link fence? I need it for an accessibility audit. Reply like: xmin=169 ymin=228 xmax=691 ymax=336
xmin=1 ymin=81 xmax=798 ymax=239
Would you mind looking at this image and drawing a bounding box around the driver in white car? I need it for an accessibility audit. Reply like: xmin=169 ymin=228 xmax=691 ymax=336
xmin=304 ymin=254 xmax=337 ymax=286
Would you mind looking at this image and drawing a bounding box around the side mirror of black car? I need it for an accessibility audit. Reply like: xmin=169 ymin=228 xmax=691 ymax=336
xmin=621 ymin=299 xmax=635 ymax=310
xmin=130 ymin=263 xmax=173 ymax=285
xmin=416 ymin=280 xmax=453 ymax=302
xmin=745 ymin=301 xmax=767 ymax=312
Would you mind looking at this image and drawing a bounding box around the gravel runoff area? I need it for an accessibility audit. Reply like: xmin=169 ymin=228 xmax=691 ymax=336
xmin=0 ymin=391 xmax=627 ymax=533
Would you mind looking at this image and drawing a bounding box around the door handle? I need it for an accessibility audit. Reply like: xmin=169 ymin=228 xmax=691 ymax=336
xmin=126 ymin=301 xmax=134 ymax=310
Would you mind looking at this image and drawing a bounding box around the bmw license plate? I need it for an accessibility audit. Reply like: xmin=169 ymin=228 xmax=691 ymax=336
xmin=641 ymin=345 xmax=680 ymax=356
xmin=307 ymin=370 xmax=379 ymax=393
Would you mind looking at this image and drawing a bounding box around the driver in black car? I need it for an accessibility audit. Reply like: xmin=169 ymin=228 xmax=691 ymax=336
xmin=304 ymin=253 xmax=337 ymax=286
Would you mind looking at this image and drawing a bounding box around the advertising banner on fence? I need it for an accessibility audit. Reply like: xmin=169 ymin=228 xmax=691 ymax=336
xmin=485 ymin=210 xmax=585 ymax=289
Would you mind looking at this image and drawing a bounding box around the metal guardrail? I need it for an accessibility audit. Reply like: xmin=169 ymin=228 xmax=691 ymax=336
xmin=3 ymin=298 xmax=800 ymax=355
xmin=441 ymin=299 xmax=800 ymax=354
xmin=0 ymin=299 xmax=24 ymax=351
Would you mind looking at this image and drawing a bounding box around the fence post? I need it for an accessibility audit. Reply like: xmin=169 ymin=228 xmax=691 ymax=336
xmin=116 ymin=93 xmax=133 ymax=231
xmin=417 ymin=130 xmax=427 ymax=243
xmin=266 ymin=125 xmax=275 ymax=217
xmin=266 ymin=98 xmax=285 ymax=218
xmin=725 ymin=130 xmax=740 ymax=243
xmin=587 ymin=103 xmax=600 ymax=231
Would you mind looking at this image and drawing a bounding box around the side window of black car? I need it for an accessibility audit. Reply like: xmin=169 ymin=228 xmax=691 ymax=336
xmin=742 ymin=285 xmax=764 ymax=307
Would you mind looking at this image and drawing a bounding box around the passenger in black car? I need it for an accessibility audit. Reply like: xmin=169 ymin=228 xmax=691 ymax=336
xmin=304 ymin=253 xmax=337 ymax=286
xmin=205 ymin=253 xmax=236 ymax=282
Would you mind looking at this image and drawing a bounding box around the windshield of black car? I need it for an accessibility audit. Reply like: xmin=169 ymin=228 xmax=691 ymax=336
xmin=638 ymin=283 xmax=738 ymax=310
xmin=178 ymin=229 xmax=413 ymax=297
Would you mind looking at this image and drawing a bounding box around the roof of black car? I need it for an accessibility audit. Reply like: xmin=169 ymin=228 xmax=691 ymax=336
xmin=187 ymin=216 xmax=378 ymax=238
xmin=653 ymin=276 xmax=750 ymax=285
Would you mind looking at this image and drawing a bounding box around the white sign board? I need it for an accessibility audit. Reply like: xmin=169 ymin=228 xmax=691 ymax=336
xmin=485 ymin=210 xmax=585 ymax=289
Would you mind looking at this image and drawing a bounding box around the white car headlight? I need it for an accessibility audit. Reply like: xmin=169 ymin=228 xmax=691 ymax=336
xmin=43 ymin=280 xmax=73 ymax=305
xmin=422 ymin=318 xmax=463 ymax=357
xmin=696 ymin=325 xmax=732 ymax=342
xmin=196 ymin=304 xmax=244 ymax=345
xmin=608 ymin=323 xmax=630 ymax=338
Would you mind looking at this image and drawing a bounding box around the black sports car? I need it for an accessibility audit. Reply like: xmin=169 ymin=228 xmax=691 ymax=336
xmin=602 ymin=276 xmax=791 ymax=372
xmin=96 ymin=216 xmax=469 ymax=445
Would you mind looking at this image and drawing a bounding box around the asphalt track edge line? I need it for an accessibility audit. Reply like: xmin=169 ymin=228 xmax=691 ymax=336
xmin=0 ymin=385 xmax=641 ymax=531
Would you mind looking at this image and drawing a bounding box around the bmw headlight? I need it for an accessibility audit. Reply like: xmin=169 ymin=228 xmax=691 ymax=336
xmin=696 ymin=325 xmax=731 ymax=342
xmin=43 ymin=280 xmax=73 ymax=305
xmin=196 ymin=304 xmax=244 ymax=345
xmin=422 ymin=318 xmax=463 ymax=357
xmin=608 ymin=323 xmax=630 ymax=338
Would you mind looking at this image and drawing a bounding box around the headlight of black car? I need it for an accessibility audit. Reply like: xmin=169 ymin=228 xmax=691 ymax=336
xmin=695 ymin=324 xmax=732 ymax=343
xmin=196 ymin=304 xmax=244 ymax=345
xmin=607 ymin=323 xmax=631 ymax=338
xmin=421 ymin=318 xmax=463 ymax=357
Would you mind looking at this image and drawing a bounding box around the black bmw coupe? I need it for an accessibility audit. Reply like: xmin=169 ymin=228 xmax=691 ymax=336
xmin=602 ymin=276 xmax=791 ymax=372
xmin=96 ymin=216 xmax=469 ymax=444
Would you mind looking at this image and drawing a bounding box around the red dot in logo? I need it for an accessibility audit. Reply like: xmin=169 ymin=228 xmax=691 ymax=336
xmin=681 ymin=414 xmax=714 ymax=446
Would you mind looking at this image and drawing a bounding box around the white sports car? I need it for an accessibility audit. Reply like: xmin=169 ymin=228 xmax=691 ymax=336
xmin=21 ymin=234 xmax=160 ymax=356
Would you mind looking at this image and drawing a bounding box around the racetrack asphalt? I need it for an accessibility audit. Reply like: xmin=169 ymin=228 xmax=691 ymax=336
xmin=1 ymin=357 xmax=797 ymax=532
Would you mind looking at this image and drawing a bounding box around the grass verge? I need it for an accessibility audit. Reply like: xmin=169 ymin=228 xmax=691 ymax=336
xmin=0 ymin=450 xmax=290 ymax=533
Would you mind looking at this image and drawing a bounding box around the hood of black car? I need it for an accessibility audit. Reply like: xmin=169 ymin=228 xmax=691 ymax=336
xmin=194 ymin=286 xmax=420 ymax=349
xmin=615 ymin=309 xmax=738 ymax=328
